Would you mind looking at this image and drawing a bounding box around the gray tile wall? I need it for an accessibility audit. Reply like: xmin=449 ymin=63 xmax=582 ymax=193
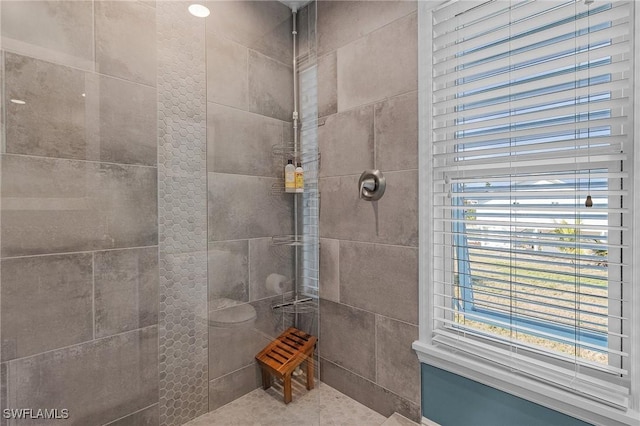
xmin=0 ymin=2 xmax=159 ymax=425
xmin=316 ymin=1 xmax=421 ymax=422
xmin=205 ymin=1 xmax=298 ymax=412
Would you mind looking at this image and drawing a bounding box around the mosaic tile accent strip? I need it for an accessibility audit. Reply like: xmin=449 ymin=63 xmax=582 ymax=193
xmin=158 ymin=252 xmax=208 ymax=425
xmin=157 ymin=2 xmax=208 ymax=425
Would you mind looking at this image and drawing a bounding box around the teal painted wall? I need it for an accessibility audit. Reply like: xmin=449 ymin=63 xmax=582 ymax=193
xmin=421 ymin=364 xmax=592 ymax=426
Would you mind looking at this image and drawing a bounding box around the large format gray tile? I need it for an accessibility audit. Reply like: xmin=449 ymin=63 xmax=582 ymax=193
xmin=319 ymin=238 xmax=340 ymax=303
xmin=5 ymin=327 xmax=158 ymax=426
xmin=105 ymin=404 xmax=158 ymax=426
xmin=319 ymin=170 xmax=418 ymax=247
xmin=206 ymin=35 xmax=248 ymax=110
xmin=339 ymin=241 xmax=418 ymax=324
xmin=208 ymin=364 xmax=260 ymax=412
xmin=1 ymin=155 xmax=158 ymax=257
xmin=208 ymin=240 xmax=249 ymax=303
xmin=207 ymin=103 xmax=283 ymax=177
xmin=320 ymin=358 xmax=421 ymax=423
xmin=1 ymin=0 xmax=94 ymax=70
xmin=1 ymin=253 xmax=93 ymax=361
xmin=375 ymin=91 xmax=418 ymax=172
xmin=317 ymin=0 xmax=417 ymax=57
xmin=318 ymin=51 xmax=337 ymax=118
xmin=206 ymin=1 xmax=292 ymax=65
xmin=337 ymin=12 xmax=417 ymax=111
xmin=376 ymin=316 xmax=420 ymax=404
xmin=208 ymin=321 xmax=269 ymax=380
xmin=95 ymin=1 xmax=157 ymax=86
xmin=5 ymin=53 xmax=92 ymax=161
xmin=94 ymin=247 xmax=159 ymax=339
xmin=4 ymin=53 xmax=157 ymax=166
xmin=249 ymin=238 xmax=294 ymax=302
xmin=248 ymin=51 xmax=293 ymax=121
xmin=319 ymin=300 xmax=375 ymax=381
xmin=91 ymin=74 xmax=158 ymax=166
xmin=208 ymin=173 xmax=292 ymax=241
xmin=318 ymin=105 xmax=373 ymax=177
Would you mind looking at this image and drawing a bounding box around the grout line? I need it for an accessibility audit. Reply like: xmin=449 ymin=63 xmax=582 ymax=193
xmin=1 ymin=152 xmax=158 ymax=170
xmin=205 ymin=100 xmax=291 ymax=125
xmin=373 ymin=103 xmax=377 ymax=170
xmin=92 ymin=252 xmax=96 ymax=340
xmin=2 ymin=49 xmax=6 ymax=154
xmin=320 ymin=357 xmax=420 ymax=407
xmin=4 ymin=325 xmax=158 ymax=365
xmin=206 ymin=170 xmax=282 ymax=179
xmin=102 ymin=402 xmax=158 ymax=426
xmin=92 ymin=69 xmax=157 ymax=89
xmin=209 ymin=362 xmax=255 ymax=384
xmin=247 ymin=238 xmax=252 ymax=303
xmin=1 ymin=245 xmax=159 ymax=261
xmin=324 ymin=9 xmax=418 ymax=61
xmin=245 ymin=41 xmax=249 ymax=113
xmin=317 ymin=167 xmax=419 ymax=180
xmin=247 ymin=46 xmax=294 ymax=70
xmin=135 ymin=0 xmax=157 ymax=10
xmin=91 ymin=0 xmax=96 ymax=73
xmin=320 ymin=89 xmax=418 ymax=120
xmin=374 ymin=314 xmax=378 ymax=383
xmin=317 ymin=238 xmax=418 ymax=250
xmin=2 ymin=49 xmax=157 ymax=90
xmin=321 ymin=298 xmax=418 ymax=328
xmin=206 ymin=24 xmax=294 ymax=70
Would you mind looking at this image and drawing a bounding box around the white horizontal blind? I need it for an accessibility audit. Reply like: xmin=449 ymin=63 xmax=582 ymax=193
xmin=431 ymin=0 xmax=633 ymax=408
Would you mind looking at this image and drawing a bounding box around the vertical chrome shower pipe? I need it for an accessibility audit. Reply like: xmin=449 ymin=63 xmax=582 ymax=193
xmin=292 ymin=9 xmax=300 ymax=308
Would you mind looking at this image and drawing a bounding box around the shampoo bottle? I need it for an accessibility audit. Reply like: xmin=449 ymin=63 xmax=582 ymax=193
xmin=285 ymin=159 xmax=296 ymax=193
xmin=295 ymin=162 xmax=304 ymax=193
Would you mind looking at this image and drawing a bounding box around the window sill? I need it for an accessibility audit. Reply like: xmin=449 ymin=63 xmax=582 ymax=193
xmin=412 ymin=340 xmax=640 ymax=426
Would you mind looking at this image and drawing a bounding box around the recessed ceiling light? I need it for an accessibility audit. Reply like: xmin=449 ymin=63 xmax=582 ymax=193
xmin=188 ymin=4 xmax=210 ymax=18
xmin=81 ymin=93 xmax=86 ymax=97
xmin=10 ymin=99 xmax=26 ymax=105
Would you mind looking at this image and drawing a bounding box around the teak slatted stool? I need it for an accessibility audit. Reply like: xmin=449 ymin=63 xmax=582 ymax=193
xmin=255 ymin=327 xmax=317 ymax=404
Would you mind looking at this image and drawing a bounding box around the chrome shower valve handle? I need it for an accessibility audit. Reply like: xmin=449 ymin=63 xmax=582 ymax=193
xmin=358 ymin=170 xmax=386 ymax=201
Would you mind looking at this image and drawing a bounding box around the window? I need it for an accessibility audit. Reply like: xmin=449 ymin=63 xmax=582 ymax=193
xmin=413 ymin=1 xmax=640 ymax=424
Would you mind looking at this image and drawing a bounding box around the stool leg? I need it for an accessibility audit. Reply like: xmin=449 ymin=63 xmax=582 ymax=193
xmin=284 ymin=373 xmax=293 ymax=404
xmin=261 ymin=368 xmax=272 ymax=390
xmin=306 ymin=355 xmax=315 ymax=391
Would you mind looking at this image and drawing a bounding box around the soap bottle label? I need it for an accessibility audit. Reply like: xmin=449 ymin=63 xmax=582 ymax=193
xmin=295 ymin=163 xmax=304 ymax=193
xmin=285 ymin=171 xmax=295 ymax=188
xmin=284 ymin=160 xmax=296 ymax=192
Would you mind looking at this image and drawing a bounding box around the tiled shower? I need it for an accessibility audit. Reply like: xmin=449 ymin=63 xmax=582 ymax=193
xmin=0 ymin=1 xmax=420 ymax=425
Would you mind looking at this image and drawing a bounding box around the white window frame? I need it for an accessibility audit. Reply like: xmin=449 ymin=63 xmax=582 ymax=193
xmin=412 ymin=2 xmax=640 ymax=425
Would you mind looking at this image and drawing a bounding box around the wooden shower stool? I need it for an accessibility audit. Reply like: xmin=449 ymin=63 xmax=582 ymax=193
xmin=256 ymin=327 xmax=317 ymax=404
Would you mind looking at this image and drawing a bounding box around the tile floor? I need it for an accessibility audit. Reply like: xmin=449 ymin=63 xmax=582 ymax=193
xmin=184 ymin=379 xmax=388 ymax=426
